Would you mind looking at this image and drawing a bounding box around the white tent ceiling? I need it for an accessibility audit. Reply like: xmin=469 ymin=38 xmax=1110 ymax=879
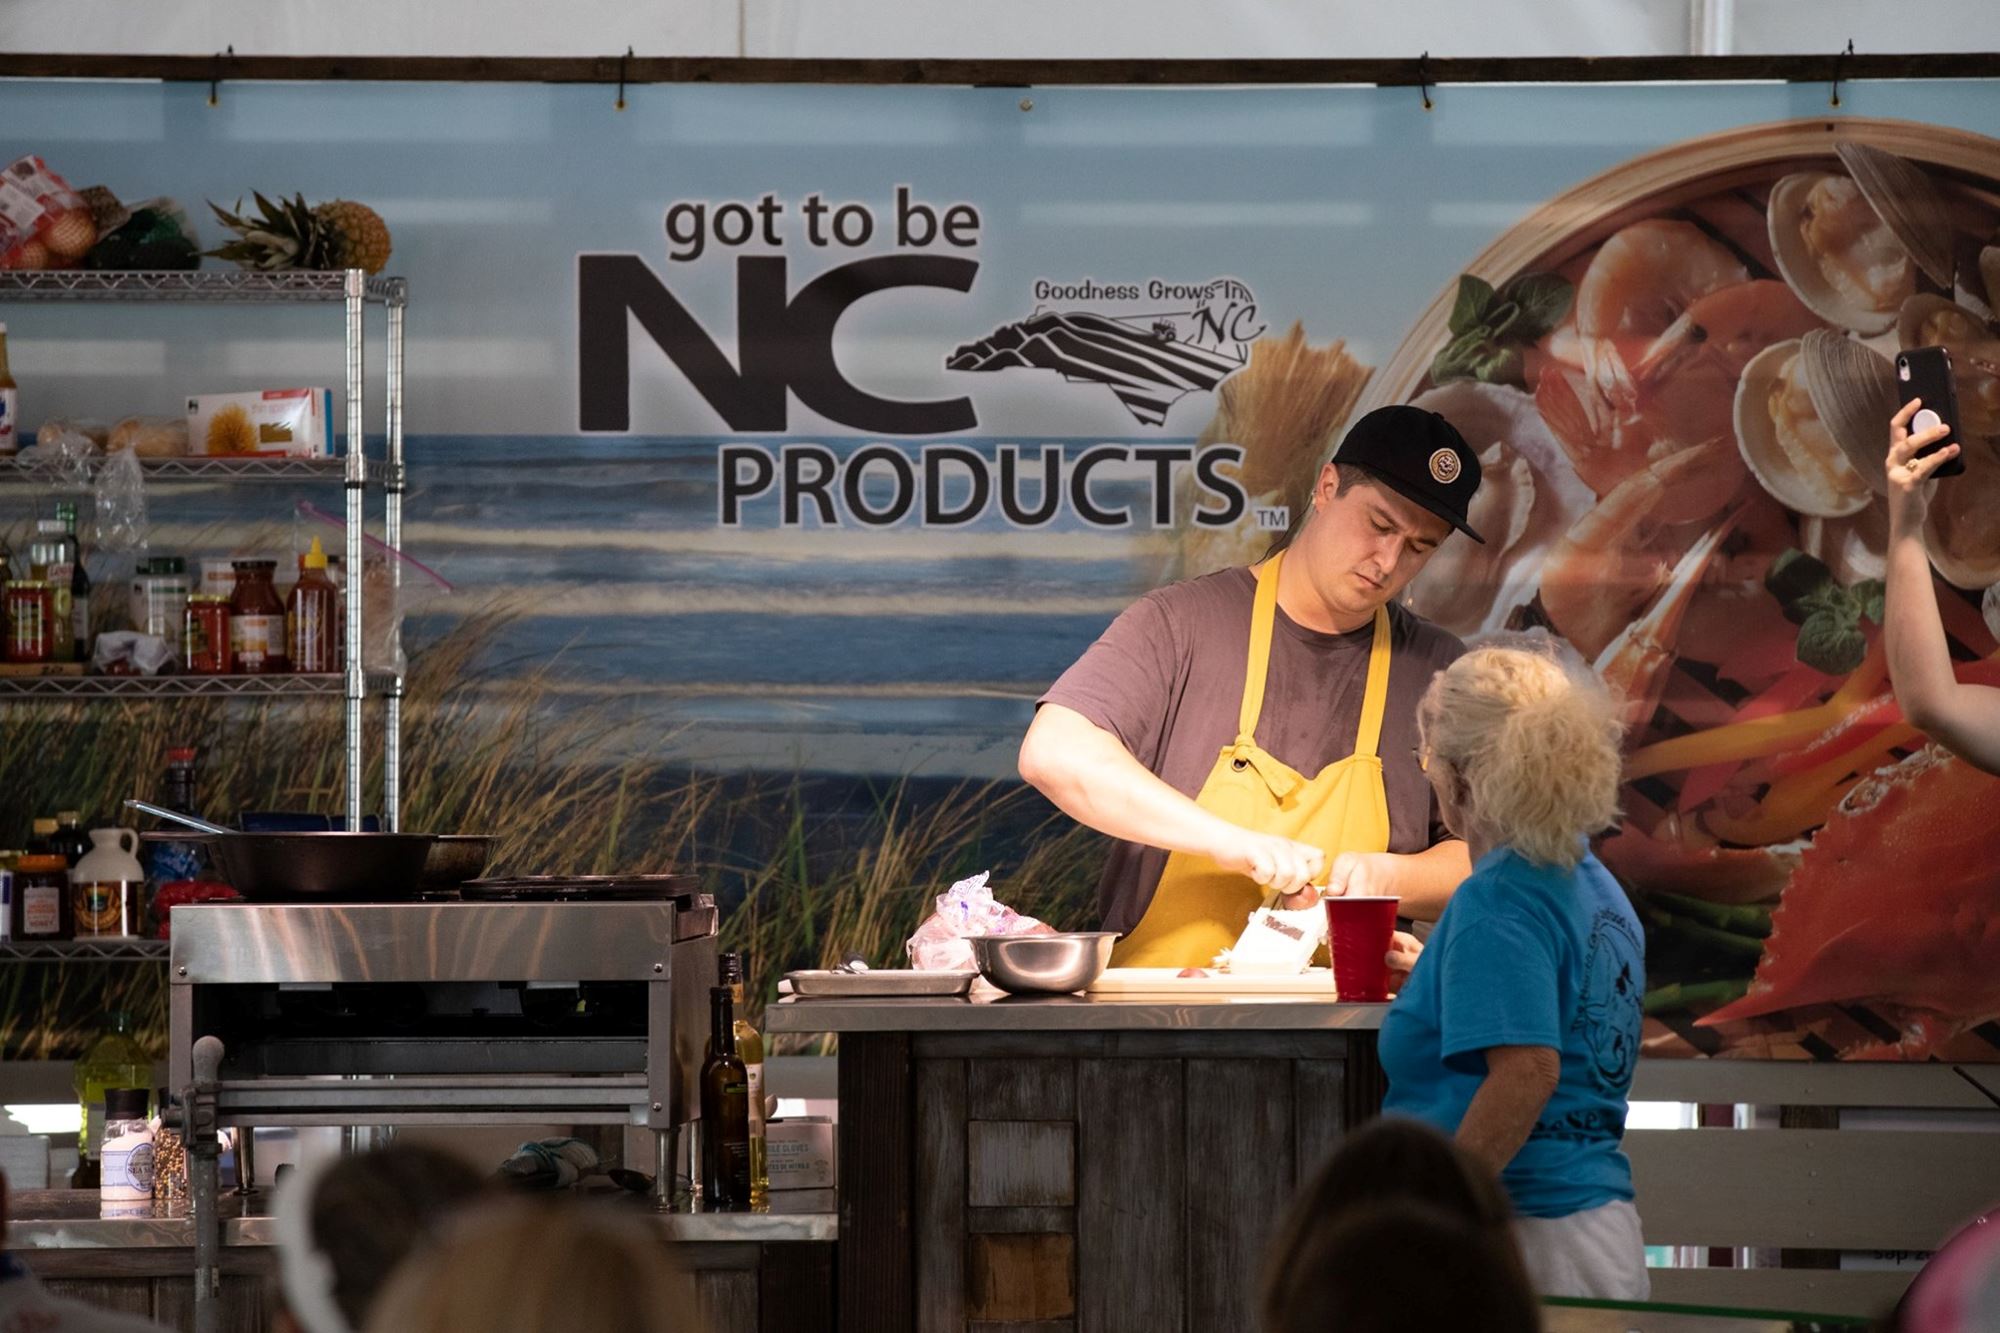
xmin=1 ymin=0 xmax=1995 ymax=60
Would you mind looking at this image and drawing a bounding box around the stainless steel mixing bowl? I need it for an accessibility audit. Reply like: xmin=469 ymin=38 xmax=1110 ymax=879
xmin=969 ymin=932 xmax=1119 ymax=995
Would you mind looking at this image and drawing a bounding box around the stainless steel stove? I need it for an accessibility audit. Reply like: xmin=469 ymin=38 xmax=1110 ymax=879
xmin=168 ymin=892 xmax=718 ymax=1165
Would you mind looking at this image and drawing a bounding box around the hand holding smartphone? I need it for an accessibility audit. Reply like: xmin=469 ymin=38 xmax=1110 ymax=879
xmin=1896 ymin=345 xmax=1967 ymax=478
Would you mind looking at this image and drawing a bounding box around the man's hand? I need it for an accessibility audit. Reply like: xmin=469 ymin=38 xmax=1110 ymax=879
xmin=1386 ymin=930 xmax=1423 ymax=992
xmin=1321 ymin=850 xmax=1402 ymax=900
xmin=1887 ymin=396 xmax=1959 ymax=530
xmin=1210 ymin=828 xmax=1325 ymax=899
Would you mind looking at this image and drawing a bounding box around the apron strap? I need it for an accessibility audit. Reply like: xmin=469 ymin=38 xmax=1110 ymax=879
xmin=1351 ymin=605 xmax=1394 ymax=759
xmin=1238 ymin=552 xmax=1284 ymax=742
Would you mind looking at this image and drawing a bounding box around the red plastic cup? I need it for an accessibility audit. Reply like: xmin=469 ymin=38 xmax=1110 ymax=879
xmin=1326 ymin=895 xmax=1401 ymax=1001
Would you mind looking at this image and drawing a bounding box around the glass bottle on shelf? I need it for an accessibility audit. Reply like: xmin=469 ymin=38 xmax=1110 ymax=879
xmin=27 ymin=521 xmax=74 ymax=662
xmin=228 ymin=560 xmax=287 ymax=674
xmin=72 ymin=1012 xmax=149 ymax=1189
xmin=54 ymin=500 xmax=89 ymax=662
xmin=13 ymin=852 xmax=72 ymax=941
xmin=146 ymin=747 xmax=209 ymax=893
xmin=700 ymin=985 xmax=751 ymax=1210
xmin=0 ymin=848 xmax=18 ymax=942
xmin=50 ymin=810 xmax=89 ymax=868
xmin=718 ymin=952 xmax=769 ymax=1208
xmin=0 ymin=322 xmax=17 ymax=456
xmin=286 ymin=538 xmax=338 ymax=673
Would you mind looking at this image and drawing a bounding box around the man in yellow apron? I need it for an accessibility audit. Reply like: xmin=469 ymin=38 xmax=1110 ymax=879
xmin=1020 ymin=406 xmax=1484 ymax=967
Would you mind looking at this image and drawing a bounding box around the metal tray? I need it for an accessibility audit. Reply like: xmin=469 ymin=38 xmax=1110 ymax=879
xmin=785 ymin=969 xmax=978 ymax=998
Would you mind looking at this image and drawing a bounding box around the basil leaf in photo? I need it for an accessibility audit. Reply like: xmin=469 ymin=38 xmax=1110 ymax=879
xmin=1853 ymin=579 xmax=1886 ymax=624
xmin=1796 ymin=607 xmax=1869 ymax=675
xmin=1447 ymin=275 xmax=1497 ymax=338
xmin=1431 ymin=328 xmax=1493 ymax=384
xmin=1502 ymin=272 xmax=1574 ymax=342
xmin=1764 ymin=549 xmax=1836 ymax=625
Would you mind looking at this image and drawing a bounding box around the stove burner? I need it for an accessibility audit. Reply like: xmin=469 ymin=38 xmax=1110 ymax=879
xmin=454 ymin=874 xmax=703 ymax=903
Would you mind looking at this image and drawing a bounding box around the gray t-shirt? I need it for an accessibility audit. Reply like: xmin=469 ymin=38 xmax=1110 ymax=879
xmin=1040 ymin=566 xmax=1465 ymax=934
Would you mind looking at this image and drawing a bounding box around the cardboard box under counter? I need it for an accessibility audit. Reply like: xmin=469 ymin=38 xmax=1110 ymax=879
xmin=765 ymin=1117 xmax=835 ymax=1190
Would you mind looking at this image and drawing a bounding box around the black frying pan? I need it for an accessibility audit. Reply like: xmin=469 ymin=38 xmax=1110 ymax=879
xmin=125 ymin=799 xmax=436 ymax=901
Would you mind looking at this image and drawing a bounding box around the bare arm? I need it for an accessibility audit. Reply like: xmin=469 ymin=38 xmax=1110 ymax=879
xmin=1019 ymin=703 xmax=1324 ymax=895
xmin=1324 ymin=839 xmax=1470 ymax=922
xmin=1455 ymin=1044 xmax=1561 ymax=1178
xmin=1883 ymin=399 xmax=2000 ymax=774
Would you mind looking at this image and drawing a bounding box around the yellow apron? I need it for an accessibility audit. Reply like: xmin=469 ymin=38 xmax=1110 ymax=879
xmin=1110 ymin=549 xmax=1394 ymax=968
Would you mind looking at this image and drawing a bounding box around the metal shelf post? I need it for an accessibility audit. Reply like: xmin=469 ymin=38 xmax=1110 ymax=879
xmin=384 ymin=282 xmax=407 ymax=831
xmin=342 ymin=270 xmax=368 ymax=834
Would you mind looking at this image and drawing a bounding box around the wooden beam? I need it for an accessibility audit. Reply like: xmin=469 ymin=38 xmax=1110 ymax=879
xmin=1642 ymin=1267 xmax=1914 ymax=1320
xmin=1633 ymin=1058 xmax=2000 ymax=1110
xmin=1628 ymin=1127 xmax=2000 ymax=1250
xmin=3 ymin=52 xmax=1999 ymax=88
xmin=837 ymin=1032 xmax=914 ymax=1333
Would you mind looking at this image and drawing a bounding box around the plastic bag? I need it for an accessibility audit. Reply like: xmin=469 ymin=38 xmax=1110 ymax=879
xmin=15 ymin=422 xmax=96 ymax=490
xmin=92 ymin=446 xmax=148 ymax=552
xmin=295 ymin=501 xmax=452 ymax=674
xmin=85 ymin=197 xmax=199 ymax=271
xmin=906 ymin=871 xmax=1052 ymax=971
xmin=497 ymin=1137 xmax=599 ymax=1190
xmin=0 ymin=155 xmax=96 ymax=269
xmin=91 ymin=631 xmax=172 ymax=676
xmin=1217 ymin=904 xmax=1327 ymax=974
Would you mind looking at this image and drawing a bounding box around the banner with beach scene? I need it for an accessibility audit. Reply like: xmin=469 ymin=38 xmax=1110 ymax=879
xmin=3 ymin=77 xmax=1998 ymax=1061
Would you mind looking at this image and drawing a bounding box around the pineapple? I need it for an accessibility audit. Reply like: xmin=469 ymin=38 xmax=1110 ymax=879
xmin=207 ymin=192 xmax=392 ymax=274
xmin=313 ymin=200 xmax=392 ymax=275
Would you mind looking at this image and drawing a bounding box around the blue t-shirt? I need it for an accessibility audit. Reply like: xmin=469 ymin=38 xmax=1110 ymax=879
xmin=1379 ymin=845 xmax=1645 ymax=1219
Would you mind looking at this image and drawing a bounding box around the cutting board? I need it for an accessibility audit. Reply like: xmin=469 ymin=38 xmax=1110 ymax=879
xmin=1087 ymin=967 xmax=1339 ymax=996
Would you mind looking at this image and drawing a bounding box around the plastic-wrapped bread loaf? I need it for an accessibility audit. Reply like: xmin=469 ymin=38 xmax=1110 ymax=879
xmin=36 ymin=418 xmax=109 ymax=451
xmin=108 ymin=415 xmax=189 ymax=457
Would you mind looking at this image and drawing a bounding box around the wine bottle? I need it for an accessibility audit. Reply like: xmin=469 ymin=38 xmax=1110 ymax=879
xmin=700 ymin=985 xmax=751 ymax=1209
xmin=72 ymin=1011 xmax=147 ymax=1188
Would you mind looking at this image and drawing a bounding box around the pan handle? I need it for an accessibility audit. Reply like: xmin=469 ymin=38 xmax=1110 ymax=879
xmin=123 ymin=798 xmax=231 ymax=836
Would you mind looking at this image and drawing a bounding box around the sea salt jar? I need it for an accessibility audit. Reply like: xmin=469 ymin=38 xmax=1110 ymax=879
xmin=99 ymin=1087 xmax=155 ymax=1217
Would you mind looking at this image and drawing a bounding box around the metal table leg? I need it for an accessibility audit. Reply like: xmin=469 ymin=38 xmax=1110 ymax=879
xmin=187 ymin=1036 xmax=224 ymax=1333
xmin=235 ymin=1126 xmax=256 ymax=1198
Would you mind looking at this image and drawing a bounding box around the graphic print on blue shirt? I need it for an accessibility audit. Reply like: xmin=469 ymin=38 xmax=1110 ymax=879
xmin=1378 ymin=846 xmax=1645 ymax=1219
xmin=1575 ymin=907 xmax=1643 ymax=1088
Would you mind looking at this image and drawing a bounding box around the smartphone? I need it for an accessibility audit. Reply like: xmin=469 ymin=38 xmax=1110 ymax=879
xmin=1896 ymin=345 xmax=1967 ymax=478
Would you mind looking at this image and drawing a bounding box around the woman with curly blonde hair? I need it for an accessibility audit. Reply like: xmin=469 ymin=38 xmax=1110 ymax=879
xmin=362 ymin=1199 xmax=702 ymax=1333
xmin=1377 ymin=634 xmax=1648 ymax=1301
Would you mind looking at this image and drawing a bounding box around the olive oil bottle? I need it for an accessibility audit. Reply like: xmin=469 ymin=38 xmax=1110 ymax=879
xmin=720 ymin=953 xmax=769 ymax=1208
xmin=700 ymin=985 xmax=751 ymax=1209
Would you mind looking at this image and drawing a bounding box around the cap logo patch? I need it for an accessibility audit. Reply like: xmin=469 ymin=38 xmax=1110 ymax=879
xmin=1428 ymin=448 xmax=1462 ymax=485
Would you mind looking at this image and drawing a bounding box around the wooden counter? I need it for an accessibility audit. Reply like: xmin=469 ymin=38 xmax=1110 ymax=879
xmin=8 ymin=1187 xmax=835 ymax=1333
xmin=768 ymin=991 xmax=1389 ymax=1333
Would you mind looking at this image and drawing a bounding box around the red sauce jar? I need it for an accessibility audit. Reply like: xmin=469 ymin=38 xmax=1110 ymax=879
xmin=4 ymin=579 xmax=53 ymax=663
xmin=228 ymin=560 xmax=288 ymax=674
xmin=183 ymin=594 xmax=232 ymax=674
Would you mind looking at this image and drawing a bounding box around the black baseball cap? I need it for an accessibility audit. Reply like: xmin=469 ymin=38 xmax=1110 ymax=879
xmin=1331 ymin=405 xmax=1485 ymax=544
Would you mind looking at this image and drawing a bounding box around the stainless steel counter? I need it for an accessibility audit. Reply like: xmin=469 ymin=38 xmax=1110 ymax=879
xmin=766 ymin=989 xmax=1390 ymax=1033
xmin=7 ymin=1187 xmax=837 ymax=1249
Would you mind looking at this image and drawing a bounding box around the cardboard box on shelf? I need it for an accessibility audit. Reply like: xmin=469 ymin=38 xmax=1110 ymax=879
xmin=765 ymin=1117 xmax=835 ymax=1191
xmin=187 ymin=388 xmax=334 ymax=459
